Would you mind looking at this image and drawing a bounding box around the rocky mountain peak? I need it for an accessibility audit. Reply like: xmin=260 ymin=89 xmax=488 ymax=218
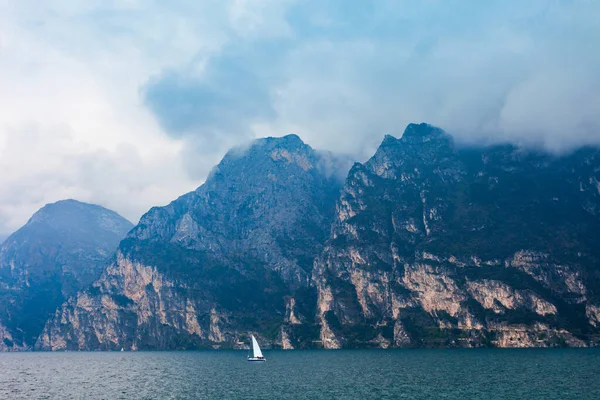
xmin=37 ymin=135 xmax=348 ymax=351
xmin=399 ymin=122 xmax=453 ymax=145
xmin=373 ymin=123 xmax=453 ymax=153
xmin=314 ymin=124 xmax=600 ymax=350
xmin=263 ymin=133 xmax=306 ymax=150
xmin=380 ymin=134 xmax=401 ymax=147
xmin=226 ymin=133 xmax=310 ymax=159
xmin=205 ymin=134 xmax=319 ymax=188
xmin=0 ymin=200 xmax=132 ymax=350
xmin=132 ymin=134 xmax=344 ymax=287
xmin=363 ymin=123 xmax=458 ymax=179
xmin=25 ymin=199 xmax=132 ymax=237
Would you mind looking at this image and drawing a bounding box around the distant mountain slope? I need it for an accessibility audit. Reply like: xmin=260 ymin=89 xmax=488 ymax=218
xmin=39 ymin=136 xmax=346 ymax=351
xmin=314 ymin=123 xmax=600 ymax=348
xmin=0 ymin=200 xmax=133 ymax=350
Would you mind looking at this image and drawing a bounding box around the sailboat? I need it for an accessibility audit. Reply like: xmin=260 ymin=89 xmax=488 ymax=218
xmin=247 ymin=335 xmax=266 ymax=362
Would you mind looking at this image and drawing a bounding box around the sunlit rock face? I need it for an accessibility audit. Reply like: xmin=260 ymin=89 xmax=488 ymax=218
xmin=39 ymin=136 xmax=345 ymax=351
xmin=314 ymin=123 xmax=600 ymax=348
xmin=0 ymin=200 xmax=132 ymax=350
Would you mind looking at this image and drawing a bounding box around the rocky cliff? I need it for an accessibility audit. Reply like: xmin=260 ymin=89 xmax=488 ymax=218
xmin=0 ymin=200 xmax=132 ymax=350
xmin=314 ymin=123 xmax=600 ymax=348
xmin=38 ymin=136 xmax=344 ymax=351
xmin=36 ymin=125 xmax=600 ymax=350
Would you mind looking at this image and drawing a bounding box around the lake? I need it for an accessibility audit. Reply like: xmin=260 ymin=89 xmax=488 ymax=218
xmin=1 ymin=349 xmax=599 ymax=399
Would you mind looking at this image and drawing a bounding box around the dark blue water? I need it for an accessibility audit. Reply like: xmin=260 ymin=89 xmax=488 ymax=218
xmin=1 ymin=349 xmax=599 ymax=399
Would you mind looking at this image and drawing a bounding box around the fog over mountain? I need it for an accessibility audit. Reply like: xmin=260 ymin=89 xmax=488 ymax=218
xmin=1 ymin=1 xmax=599 ymax=237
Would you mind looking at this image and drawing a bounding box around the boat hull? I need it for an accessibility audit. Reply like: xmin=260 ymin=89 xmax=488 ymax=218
xmin=247 ymin=357 xmax=266 ymax=362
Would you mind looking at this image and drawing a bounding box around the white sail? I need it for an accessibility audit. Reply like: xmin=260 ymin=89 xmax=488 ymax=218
xmin=251 ymin=335 xmax=264 ymax=358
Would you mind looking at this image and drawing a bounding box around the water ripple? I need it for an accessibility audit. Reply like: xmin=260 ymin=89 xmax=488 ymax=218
xmin=0 ymin=349 xmax=599 ymax=399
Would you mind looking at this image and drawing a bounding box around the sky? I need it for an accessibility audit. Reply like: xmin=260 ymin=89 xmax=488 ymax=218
xmin=1 ymin=0 xmax=599 ymax=235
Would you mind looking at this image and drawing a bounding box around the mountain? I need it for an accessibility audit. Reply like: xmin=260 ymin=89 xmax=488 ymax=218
xmin=37 ymin=125 xmax=600 ymax=351
xmin=0 ymin=200 xmax=133 ymax=350
xmin=314 ymin=123 xmax=600 ymax=348
xmin=38 ymin=136 xmax=345 ymax=351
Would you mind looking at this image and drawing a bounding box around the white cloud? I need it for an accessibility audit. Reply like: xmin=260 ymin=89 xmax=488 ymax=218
xmin=1 ymin=0 xmax=599 ymax=235
xmin=0 ymin=1 xmax=234 ymax=234
xmin=265 ymin=0 xmax=600 ymax=154
xmin=0 ymin=122 xmax=191 ymax=232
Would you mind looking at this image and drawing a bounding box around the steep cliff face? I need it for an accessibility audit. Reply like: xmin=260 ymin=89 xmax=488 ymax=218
xmin=35 ymin=125 xmax=600 ymax=350
xmin=314 ymin=123 xmax=600 ymax=348
xmin=38 ymin=136 xmax=342 ymax=351
xmin=0 ymin=200 xmax=132 ymax=350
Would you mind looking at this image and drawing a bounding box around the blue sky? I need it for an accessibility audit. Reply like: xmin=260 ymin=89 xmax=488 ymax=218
xmin=0 ymin=0 xmax=599 ymax=234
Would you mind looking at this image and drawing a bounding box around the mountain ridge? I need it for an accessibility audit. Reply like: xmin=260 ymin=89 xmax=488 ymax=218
xmin=314 ymin=124 xmax=600 ymax=348
xmin=5 ymin=125 xmax=600 ymax=351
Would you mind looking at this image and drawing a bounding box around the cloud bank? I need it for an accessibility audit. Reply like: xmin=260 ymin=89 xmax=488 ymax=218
xmin=1 ymin=0 xmax=599 ymax=235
